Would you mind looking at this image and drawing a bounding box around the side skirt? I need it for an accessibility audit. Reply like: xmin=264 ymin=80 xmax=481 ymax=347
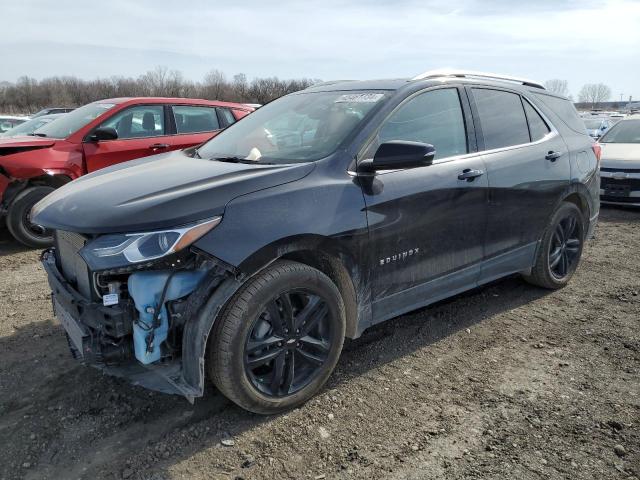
xmin=368 ymin=242 xmax=537 ymax=329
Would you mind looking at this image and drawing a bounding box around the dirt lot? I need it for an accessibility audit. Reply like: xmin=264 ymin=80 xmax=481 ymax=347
xmin=0 ymin=207 xmax=638 ymax=480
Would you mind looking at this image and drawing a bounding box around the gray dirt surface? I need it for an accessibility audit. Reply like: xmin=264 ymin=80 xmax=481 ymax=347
xmin=0 ymin=207 xmax=638 ymax=480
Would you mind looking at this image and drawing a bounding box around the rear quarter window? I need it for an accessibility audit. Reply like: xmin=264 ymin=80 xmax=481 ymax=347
xmin=472 ymin=88 xmax=530 ymax=150
xmin=532 ymin=93 xmax=585 ymax=134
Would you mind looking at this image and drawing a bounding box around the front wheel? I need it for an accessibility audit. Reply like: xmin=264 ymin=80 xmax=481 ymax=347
xmin=523 ymin=202 xmax=585 ymax=289
xmin=6 ymin=186 xmax=55 ymax=248
xmin=207 ymin=260 xmax=346 ymax=414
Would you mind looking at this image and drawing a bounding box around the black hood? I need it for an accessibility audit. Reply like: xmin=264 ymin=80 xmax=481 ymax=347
xmin=32 ymin=150 xmax=314 ymax=234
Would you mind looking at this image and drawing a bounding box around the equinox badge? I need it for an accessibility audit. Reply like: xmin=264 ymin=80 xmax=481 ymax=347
xmin=379 ymin=248 xmax=420 ymax=266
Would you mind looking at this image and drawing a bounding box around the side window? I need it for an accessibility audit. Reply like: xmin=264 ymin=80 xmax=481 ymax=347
xmin=217 ymin=108 xmax=236 ymax=128
xmin=472 ymin=89 xmax=529 ymax=150
xmin=368 ymin=88 xmax=467 ymax=160
xmin=533 ymin=92 xmax=585 ymax=134
xmin=523 ymin=99 xmax=551 ymax=141
xmin=173 ymin=106 xmax=220 ymax=134
xmin=99 ymin=105 xmax=165 ymax=139
xmin=100 ymin=105 xmax=164 ymax=139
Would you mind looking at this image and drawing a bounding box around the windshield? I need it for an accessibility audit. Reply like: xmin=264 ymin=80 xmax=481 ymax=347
xmin=196 ymin=90 xmax=389 ymax=163
xmin=0 ymin=116 xmax=55 ymax=137
xmin=599 ymin=120 xmax=640 ymax=144
xmin=34 ymin=103 xmax=115 ymax=138
xmin=583 ymin=119 xmax=604 ymax=129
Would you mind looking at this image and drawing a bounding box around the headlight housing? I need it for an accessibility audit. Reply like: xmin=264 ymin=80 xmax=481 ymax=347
xmin=79 ymin=217 xmax=221 ymax=270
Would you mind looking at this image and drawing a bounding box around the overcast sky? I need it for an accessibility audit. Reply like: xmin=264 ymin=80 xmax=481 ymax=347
xmin=1 ymin=0 xmax=639 ymax=100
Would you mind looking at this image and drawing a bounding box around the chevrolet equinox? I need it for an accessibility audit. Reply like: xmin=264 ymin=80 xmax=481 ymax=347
xmin=33 ymin=70 xmax=600 ymax=414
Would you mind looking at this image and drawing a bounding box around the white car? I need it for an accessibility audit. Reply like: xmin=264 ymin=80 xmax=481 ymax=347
xmin=598 ymin=115 xmax=640 ymax=207
xmin=0 ymin=115 xmax=29 ymax=134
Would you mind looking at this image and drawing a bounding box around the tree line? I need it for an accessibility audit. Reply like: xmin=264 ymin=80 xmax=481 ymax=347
xmin=544 ymin=79 xmax=614 ymax=108
xmin=0 ymin=66 xmax=320 ymax=114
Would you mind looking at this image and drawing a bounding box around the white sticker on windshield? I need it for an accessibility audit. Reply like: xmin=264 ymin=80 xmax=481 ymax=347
xmin=335 ymin=93 xmax=384 ymax=103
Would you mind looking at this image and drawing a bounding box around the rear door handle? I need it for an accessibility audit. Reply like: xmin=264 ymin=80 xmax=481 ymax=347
xmin=458 ymin=169 xmax=484 ymax=181
xmin=545 ymin=151 xmax=563 ymax=161
xmin=149 ymin=143 xmax=170 ymax=150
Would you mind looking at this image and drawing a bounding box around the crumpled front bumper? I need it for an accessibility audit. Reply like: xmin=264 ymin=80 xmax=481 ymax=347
xmin=41 ymin=249 xmax=198 ymax=398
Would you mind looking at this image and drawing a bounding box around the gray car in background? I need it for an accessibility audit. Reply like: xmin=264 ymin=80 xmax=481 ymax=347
xmin=0 ymin=113 xmax=65 ymax=137
xmin=599 ymin=115 xmax=640 ymax=207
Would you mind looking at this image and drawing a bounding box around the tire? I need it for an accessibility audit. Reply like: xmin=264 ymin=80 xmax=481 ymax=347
xmin=523 ymin=202 xmax=585 ymax=289
xmin=6 ymin=186 xmax=55 ymax=248
xmin=207 ymin=260 xmax=346 ymax=414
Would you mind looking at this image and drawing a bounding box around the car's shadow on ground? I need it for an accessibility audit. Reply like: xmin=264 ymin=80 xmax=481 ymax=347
xmin=600 ymin=204 xmax=640 ymax=222
xmin=0 ymin=271 xmax=553 ymax=478
xmin=0 ymin=226 xmax=32 ymax=256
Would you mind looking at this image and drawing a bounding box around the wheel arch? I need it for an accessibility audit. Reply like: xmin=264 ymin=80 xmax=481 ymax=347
xmin=2 ymin=173 xmax=73 ymax=209
xmin=180 ymin=234 xmax=367 ymax=397
xmin=236 ymin=234 xmax=363 ymax=339
xmin=559 ymin=185 xmax=593 ymax=236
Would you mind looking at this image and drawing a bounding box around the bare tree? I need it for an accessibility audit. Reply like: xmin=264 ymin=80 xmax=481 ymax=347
xmin=202 ymin=69 xmax=227 ymax=100
xmin=231 ymin=73 xmax=249 ymax=102
xmin=578 ymin=83 xmax=612 ymax=108
xmin=544 ymin=79 xmax=569 ymax=97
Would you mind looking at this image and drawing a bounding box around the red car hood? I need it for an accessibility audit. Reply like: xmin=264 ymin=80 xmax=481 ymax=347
xmin=0 ymin=136 xmax=57 ymax=149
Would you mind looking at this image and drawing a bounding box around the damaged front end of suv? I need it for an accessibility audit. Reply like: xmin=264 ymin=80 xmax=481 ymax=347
xmin=41 ymin=216 xmax=241 ymax=400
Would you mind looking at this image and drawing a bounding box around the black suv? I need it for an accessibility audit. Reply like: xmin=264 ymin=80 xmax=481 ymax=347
xmin=33 ymin=70 xmax=600 ymax=414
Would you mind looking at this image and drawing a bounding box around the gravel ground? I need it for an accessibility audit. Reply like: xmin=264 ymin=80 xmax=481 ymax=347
xmin=0 ymin=207 xmax=638 ymax=480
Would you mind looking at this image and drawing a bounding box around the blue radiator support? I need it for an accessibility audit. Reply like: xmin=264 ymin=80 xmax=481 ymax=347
xmin=128 ymin=270 xmax=207 ymax=365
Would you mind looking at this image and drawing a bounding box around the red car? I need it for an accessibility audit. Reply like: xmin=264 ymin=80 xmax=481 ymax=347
xmin=0 ymin=97 xmax=253 ymax=247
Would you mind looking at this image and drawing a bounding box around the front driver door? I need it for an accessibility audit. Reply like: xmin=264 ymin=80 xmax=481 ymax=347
xmin=83 ymin=104 xmax=173 ymax=173
xmin=360 ymin=87 xmax=489 ymax=323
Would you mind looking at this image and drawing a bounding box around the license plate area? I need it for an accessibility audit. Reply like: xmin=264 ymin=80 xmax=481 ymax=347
xmin=604 ymin=184 xmax=631 ymax=197
xmin=54 ymin=298 xmax=88 ymax=358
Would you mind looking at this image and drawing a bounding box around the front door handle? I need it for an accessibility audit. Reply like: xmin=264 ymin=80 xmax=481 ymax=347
xmin=545 ymin=151 xmax=563 ymax=162
xmin=149 ymin=143 xmax=170 ymax=150
xmin=458 ymin=169 xmax=484 ymax=181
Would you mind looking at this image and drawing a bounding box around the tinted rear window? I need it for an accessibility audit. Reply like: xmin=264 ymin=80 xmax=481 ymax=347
xmin=523 ymin=99 xmax=551 ymax=141
xmin=473 ymin=88 xmax=529 ymax=150
xmin=532 ymin=93 xmax=585 ymax=134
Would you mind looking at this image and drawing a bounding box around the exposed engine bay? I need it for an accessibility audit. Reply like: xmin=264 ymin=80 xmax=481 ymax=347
xmin=43 ymin=229 xmax=237 ymax=400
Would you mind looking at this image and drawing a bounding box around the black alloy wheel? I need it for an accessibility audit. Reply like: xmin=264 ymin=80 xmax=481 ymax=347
xmin=522 ymin=201 xmax=585 ymax=290
xmin=548 ymin=214 xmax=581 ymax=280
xmin=207 ymin=260 xmax=345 ymax=414
xmin=244 ymin=290 xmax=332 ymax=397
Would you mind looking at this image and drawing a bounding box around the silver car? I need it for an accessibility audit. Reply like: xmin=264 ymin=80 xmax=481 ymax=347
xmin=599 ymin=115 xmax=640 ymax=207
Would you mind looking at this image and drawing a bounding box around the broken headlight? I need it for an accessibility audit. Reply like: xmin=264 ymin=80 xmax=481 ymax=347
xmin=79 ymin=217 xmax=221 ymax=270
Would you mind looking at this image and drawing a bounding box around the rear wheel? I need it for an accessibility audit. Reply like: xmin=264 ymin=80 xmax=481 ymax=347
xmin=6 ymin=186 xmax=55 ymax=248
xmin=523 ymin=202 xmax=585 ymax=289
xmin=207 ymin=260 xmax=345 ymax=414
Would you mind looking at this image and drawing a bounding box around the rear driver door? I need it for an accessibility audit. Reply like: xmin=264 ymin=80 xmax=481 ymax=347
xmin=168 ymin=105 xmax=225 ymax=149
xmin=468 ymin=87 xmax=570 ymax=280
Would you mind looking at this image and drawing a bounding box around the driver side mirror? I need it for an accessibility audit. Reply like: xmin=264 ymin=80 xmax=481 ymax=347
xmin=89 ymin=127 xmax=118 ymax=142
xmin=359 ymin=141 xmax=436 ymax=173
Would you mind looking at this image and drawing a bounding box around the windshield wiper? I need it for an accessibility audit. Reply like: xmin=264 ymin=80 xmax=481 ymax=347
xmin=211 ymin=156 xmax=257 ymax=164
xmin=31 ymin=132 xmax=48 ymax=137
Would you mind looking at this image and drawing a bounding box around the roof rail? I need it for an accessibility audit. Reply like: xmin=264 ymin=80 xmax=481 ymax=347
xmin=411 ymin=69 xmax=546 ymax=90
